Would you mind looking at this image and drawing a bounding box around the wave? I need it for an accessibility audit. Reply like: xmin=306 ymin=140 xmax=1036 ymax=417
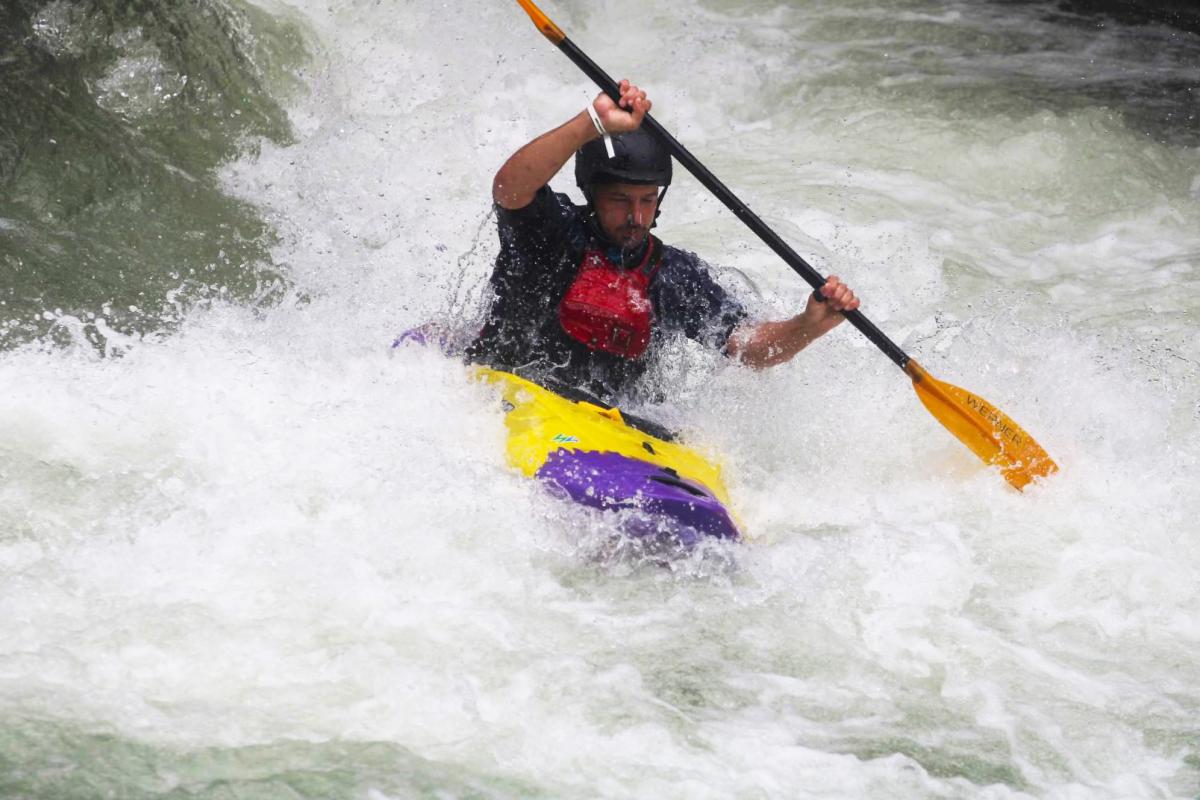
xmin=0 ymin=0 xmax=310 ymax=350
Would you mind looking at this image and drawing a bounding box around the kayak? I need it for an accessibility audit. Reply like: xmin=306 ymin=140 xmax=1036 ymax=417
xmin=475 ymin=368 xmax=740 ymax=547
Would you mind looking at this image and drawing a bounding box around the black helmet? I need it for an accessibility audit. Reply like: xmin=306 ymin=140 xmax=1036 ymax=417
xmin=574 ymin=129 xmax=673 ymax=193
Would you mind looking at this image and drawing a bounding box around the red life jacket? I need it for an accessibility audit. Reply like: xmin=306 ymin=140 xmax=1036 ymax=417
xmin=558 ymin=237 xmax=663 ymax=359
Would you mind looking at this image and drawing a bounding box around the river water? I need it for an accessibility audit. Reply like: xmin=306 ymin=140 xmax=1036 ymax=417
xmin=1 ymin=0 xmax=1198 ymax=797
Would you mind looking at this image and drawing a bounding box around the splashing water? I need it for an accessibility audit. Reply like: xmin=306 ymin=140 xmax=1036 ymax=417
xmin=1 ymin=0 xmax=1199 ymax=797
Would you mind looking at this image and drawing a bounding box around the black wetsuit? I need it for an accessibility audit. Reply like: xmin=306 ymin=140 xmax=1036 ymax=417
xmin=465 ymin=187 xmax=746 ymax=404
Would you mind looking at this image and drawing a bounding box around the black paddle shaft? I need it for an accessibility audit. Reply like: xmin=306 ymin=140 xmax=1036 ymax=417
xmin=558 ymin=37 xmax=912 ymax=370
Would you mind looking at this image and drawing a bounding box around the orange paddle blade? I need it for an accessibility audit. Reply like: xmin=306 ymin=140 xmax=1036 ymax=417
xmin=905 ymin=360 xmax=1058 ymax=491
xmin=516 ymin=0 xmax=566 ymax=45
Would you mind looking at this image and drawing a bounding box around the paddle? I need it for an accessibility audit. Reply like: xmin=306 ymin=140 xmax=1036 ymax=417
xmin=514 ymin=0 xmax=1058 ymax=491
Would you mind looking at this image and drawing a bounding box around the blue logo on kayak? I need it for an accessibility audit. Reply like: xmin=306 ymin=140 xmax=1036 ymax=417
xmin=553 ymin=434 xmax=579 ymax=443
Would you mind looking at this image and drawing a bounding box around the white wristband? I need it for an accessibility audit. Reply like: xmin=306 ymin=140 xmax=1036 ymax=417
xmin=585 ymin=103 xmax=616 ymax=159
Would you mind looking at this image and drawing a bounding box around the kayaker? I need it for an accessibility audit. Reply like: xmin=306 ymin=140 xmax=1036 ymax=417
xmin=465 ymin=79 xmax=860 ymax=403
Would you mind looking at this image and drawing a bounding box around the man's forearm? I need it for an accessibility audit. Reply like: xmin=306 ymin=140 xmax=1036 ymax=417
xmin=493 ymin=112 xmax=598 ymax=209
xmin=727 ymin=312 xmax=839 ymax=369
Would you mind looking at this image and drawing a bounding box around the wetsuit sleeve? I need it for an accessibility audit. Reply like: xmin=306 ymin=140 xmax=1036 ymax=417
xmin=654 ymin=251 xmax=748 ymax=352
xmin=464 ymin=186 xmax=581 ymax=369
xmin=493 ymin=186 xmax=576 ymax=278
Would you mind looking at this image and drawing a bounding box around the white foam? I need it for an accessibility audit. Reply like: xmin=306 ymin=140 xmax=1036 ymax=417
xmin=3 ymin=0 xmax=1200 ymax=795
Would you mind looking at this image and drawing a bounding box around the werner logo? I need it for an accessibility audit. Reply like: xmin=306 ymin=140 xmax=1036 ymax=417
xmin=966 ymin=395 xmax=1023 ymax=446
xmin=552 ymin=434 xmax=579 ymax=443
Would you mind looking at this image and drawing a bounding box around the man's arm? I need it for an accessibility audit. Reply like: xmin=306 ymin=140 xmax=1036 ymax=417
xmin=492 ymin=79 xmax=653 ymax=210
xmin=726 ymin=276 xmax=860 ymax=369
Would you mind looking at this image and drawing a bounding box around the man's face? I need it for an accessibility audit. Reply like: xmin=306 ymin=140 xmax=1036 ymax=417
xmin=592 ymin=183 xmax=661 ymax=250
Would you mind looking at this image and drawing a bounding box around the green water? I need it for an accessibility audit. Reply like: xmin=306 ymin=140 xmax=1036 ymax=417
xmin=0 ymin=0 xmax=307 ymax=349
xmin=0 ymin=717 xmax=541 ymax=799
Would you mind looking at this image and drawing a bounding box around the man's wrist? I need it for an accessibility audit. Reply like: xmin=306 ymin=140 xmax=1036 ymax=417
xmin=572 ymin=110 xmax=600 ymax=146
xmin=798 ymin=307 xmax=841 ymax=338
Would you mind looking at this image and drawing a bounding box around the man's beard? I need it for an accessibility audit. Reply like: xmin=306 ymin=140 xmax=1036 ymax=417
xmin=588 ymin=212 xmax=650 ymax=256
xmin=615 ymin=225 xmax=649 ymax=251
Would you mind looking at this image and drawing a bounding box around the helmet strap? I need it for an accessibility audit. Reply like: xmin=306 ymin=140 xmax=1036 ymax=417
xmin=651 ymin=185 xmax=668 ymax=229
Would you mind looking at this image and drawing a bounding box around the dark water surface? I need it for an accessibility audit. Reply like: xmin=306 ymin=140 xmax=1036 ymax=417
xmin=0 ymin=0 xmax=307 ymax=349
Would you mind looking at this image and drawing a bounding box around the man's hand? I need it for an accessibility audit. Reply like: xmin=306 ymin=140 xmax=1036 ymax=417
xmin=803 ymin=275 xmax=860 ymax=336
xmin=594 ymin=79 xmax=651 ymax=134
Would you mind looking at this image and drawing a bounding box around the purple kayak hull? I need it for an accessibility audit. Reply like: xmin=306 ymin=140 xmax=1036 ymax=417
xmin=536 ymin=449 xmax=740 ymax=547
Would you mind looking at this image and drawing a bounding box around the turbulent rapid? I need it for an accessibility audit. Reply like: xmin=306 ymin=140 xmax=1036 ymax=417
xmin=1 ymin=0 xmax=1198 ymax=797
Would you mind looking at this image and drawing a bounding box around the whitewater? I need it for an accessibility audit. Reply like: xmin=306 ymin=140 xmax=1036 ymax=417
xmin=1 ymin=0 xmax=1198 ymax=797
